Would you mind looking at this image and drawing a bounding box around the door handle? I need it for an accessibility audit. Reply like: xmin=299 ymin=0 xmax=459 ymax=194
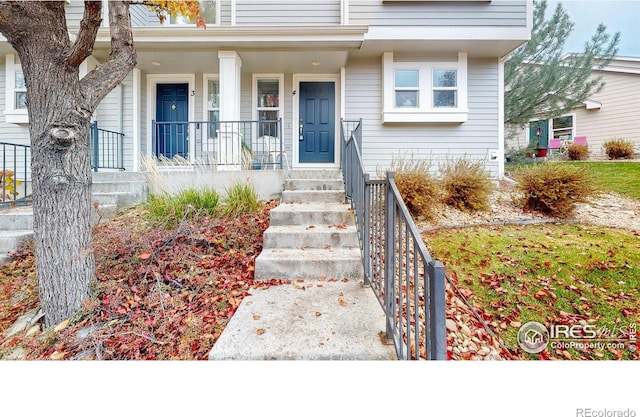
xmin=299 ymin=118 xmax=304 ymax=141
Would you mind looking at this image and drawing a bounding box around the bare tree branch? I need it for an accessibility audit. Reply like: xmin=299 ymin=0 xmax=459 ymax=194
xmin=67 ymin=1 xmax=103 ymax=67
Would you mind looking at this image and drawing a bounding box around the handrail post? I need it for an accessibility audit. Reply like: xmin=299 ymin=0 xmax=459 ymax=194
xmin=91 ymin=121 xmax=99 ymax=172
xmin=278 ymin=118 xmax=283 ymax=169
xmin=427 ymin=260 xmax=447 ymax=360
xmin=363 ymin=173 xmax=371 ymax=286
xmin=384 ymin=171 xmax=396 ymax=340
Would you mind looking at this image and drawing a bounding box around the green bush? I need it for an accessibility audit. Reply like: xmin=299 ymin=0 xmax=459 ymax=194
xmin=514 ymin=163 xmax=596 ymax=218
xmin=220 ymin=183 xmax=261 ymax=218
xmin=440 ymin=159 xmax=493 ymax=212
xmin=566 ymin=144 xmax=589 ymax=161
xmin=388 ymin=158 xmax=441 ymax=221
xmin=603 ymin=138 xmax=635 ymax=159
xmin=146 ymin=188 xmax=220 ymax=228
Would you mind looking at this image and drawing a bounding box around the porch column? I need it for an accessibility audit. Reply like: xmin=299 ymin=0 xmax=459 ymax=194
xmin=218 ymin=51 xmax=242 ymax=170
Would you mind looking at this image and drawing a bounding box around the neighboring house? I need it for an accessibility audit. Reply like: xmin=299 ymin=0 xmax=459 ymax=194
xmin=0 ymin=0 xmax=532 ymax=185
xmin=506 ymin=56 xmax=640 ymax=158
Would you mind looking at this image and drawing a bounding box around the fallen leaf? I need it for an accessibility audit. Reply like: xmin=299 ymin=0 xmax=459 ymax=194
xmin=256 ymin=328 xmax=265 ymax=335
xmin=139 ymin=252 xmax=151 ymax=260
xmin=315 ymin=311 xmax=322 ymax=316
xmin=50 ymin=351 xmax=66 ymax=360
xmin=338 ymin=297 xmax=348 ymax=307
xmin=341 ymin=278 xmax=349 ymax=282
xmin=54 ymin=319 xmax=70 ymax=332
xmin=252 ymin=314 xmax=261 ymax=320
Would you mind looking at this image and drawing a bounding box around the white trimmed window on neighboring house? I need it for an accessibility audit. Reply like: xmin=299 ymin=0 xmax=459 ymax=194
xmin=4 ymin=54 xmax=29 ymax=124
xmin=383 ymin=52 xmax=468 ymax=123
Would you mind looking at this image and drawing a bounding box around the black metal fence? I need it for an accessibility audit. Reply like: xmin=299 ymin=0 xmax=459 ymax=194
xmin=0 ymin=141 xmax=31 ymax=206
xmin=91 ymin=121 xmax=125 ymax=171
xmin=151 ymin=119 xmax=286 ymax=170
xmin=340 ymin=119 xmax=447 ymax=360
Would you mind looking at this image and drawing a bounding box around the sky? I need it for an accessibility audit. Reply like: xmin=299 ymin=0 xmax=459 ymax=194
xmin=546 ymin=0 xmax=640 ymax=57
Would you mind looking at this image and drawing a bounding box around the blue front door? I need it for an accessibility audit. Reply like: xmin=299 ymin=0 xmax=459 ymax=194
xmin=155 ymin=83 xmax=189 ymax=159
xmin=299 ymin=82 xmax=335 ymax=163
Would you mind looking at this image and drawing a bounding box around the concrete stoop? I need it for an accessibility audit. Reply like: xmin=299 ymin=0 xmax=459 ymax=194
xmin=209 ymin=169 xmax=397 ymax=360
xmin=0 ymin=172 xmax=148 ymax=262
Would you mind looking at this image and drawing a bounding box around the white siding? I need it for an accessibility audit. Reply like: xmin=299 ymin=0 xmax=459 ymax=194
xmin=64 ymin=2 xmax=86 ymax=28
xmin=349 ymin=0 xmax=527 ymax=27
xmin=236 ymin=0 xmax=341 ymax=25
xmin=130 ymin=4 xmax=151 ymax=26
xmin=345 ymin=57 xmax=500 ymax=178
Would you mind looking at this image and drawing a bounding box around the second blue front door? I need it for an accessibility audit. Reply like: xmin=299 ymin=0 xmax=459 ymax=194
xmin=156 ymin=83 xmax=189 ymax=159
xmin=299 ymin=82 xmax=335 ymax=163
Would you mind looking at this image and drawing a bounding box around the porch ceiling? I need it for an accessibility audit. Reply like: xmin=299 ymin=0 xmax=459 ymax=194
xmin=91 ymin=48 xmax=351 ymax=75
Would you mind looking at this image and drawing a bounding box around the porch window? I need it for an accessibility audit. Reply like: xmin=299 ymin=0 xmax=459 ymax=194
xmin=382 ymin=52 xmax=468 ymax=123
xmin=207 ymin=78 xmax=219 ymax=138
xmin=168 ymin=0 xmax=218 ymax=25
xmin=4 ymin=54 xmax=28 ymax=124
xmin=253 ymin=75 xmax=283 ymax=137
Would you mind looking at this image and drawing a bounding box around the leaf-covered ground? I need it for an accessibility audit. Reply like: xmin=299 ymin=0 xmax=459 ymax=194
xmin=426 ymin=223 xmax=640 ymax=360
xmin=0 ymin=201 xmax=283 ymax=360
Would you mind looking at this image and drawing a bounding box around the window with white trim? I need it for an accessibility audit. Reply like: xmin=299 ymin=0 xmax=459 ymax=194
xmin=551 ymin=115 xmax=574 ymax=141
xmin=4 ymin=54 xmax=29 ymax=124
xmin=206 ymin=77 xmax=219 ymax=138
xmin=383 ymin=52 xmax=468 ymax=123
xmin=253 ymin=75 xmax=283 ymax=137
xmin=167 ymin=0 xmax=218 ymax=25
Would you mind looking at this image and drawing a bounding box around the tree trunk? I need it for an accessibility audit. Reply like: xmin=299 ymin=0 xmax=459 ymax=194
xmin=0 ymin=1 xmax=136 ymax=327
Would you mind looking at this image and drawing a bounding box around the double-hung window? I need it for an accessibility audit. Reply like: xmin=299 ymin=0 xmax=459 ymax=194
xmin=4 ymin=54 xmax=29 ymax=124
xmin=253 ymin=75 xmax=283 ymax=138
xmin=203 ymin=75 xmax=219 ymax=138
xmin=383 ymin=52 xmax=468 ymax=123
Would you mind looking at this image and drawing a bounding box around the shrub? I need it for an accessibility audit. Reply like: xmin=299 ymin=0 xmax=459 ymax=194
xmin=220 ymin=182 xmax=261 ymax=218
xmin=440 ymin=159 xmax=493 ymax=212
xmin=146 ymin=188 xmax=220 ymax=228
xmin=387 ymin=158 xmax=441 ymax=221
xmin=514 ymin=163 xmax=596 ymax=218
xmin=603 ymin=138 xmax=635 ymax=159
xmin=566 ymin=144 xmax=589 ymax=161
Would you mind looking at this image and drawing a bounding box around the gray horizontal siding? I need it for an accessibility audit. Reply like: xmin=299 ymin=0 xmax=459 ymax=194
xmin=130 ymin=4 xmax=151 ymax=26
xmin=350 ymin=0 xmax=527 ymax=27
xmin=236 ymin=1 xmax=341 ymax=25
xmin=64 ymin=2 xmax=85 ymax=28
xmin=344 ymin=57 xmax=500 ymax=178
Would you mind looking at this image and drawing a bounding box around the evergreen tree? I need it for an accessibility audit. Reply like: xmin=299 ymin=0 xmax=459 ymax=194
xmin=505 ymin=0 xmax=620 ymax=129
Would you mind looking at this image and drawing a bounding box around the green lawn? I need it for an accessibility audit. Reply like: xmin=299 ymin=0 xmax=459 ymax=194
xmin=425 ymin=223 xmax=640 ymax=360
xmin=565 ymin=162 xmax=640 ymax=200
xmin=506 ymin=161 xmax=640 ymax=200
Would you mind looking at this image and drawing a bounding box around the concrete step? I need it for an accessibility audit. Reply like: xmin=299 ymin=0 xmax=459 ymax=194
xmin=263 ymin=224 xmax=358 ymax=249
xmin=281 ymin=190 xmax=345 ymax=204
xmin=92 ymin=191 xmax=142 ymax=210
xmin=254 ymin=247 xmax=364 ymax=281
xmin=284 ymin=178 xmax=344 ymax=191
xmin=92 ymin=172 xmax=147 ymax=182
xmin=269 ymin=203 xmax=354 ymax=226
xmin=285 ymin=169 xmax=342 ymax=180
xmin=0 ymin=207 xmax=34 ymax=230
xmin=208 ymin=279 xmax=396 ymax=360
xmin=0 ymin=230 xmax=33 ymax=254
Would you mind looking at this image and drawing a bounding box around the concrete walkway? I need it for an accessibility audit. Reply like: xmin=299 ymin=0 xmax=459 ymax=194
xmin=208 ymin=169 xmax=397 ymax=360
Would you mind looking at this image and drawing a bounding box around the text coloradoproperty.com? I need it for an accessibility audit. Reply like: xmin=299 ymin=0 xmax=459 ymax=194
xmin=576 ymin=409 xmax=636 ymax=417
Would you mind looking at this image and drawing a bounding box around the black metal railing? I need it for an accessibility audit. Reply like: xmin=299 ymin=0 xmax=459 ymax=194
xmin=91 ymin=121 xmax=125 ymax=171
xmin=0 ymin=142 xmax=31 ymax=206
xmin=151 ymin=119 xmax=286 ymax=170
xmin=340 ymin=118 xmax=447 ymax=360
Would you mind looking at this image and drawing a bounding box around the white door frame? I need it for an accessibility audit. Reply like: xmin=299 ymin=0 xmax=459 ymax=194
xmin=292 ymin=74 xmax=341 ymax=169
xmin=146 ymin=74 xmax=196 ymax=164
